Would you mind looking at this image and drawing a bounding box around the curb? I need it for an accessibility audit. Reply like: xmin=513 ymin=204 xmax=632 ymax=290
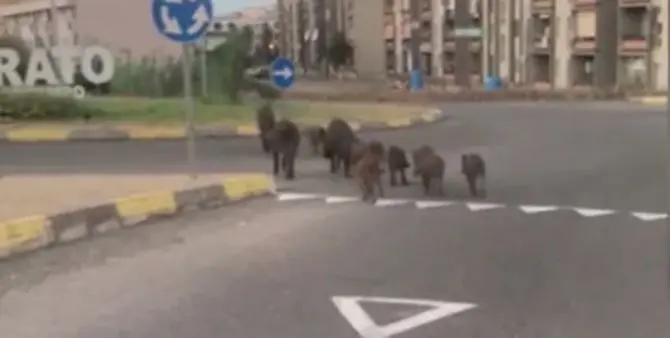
xmin=0 ymin=174 xmax=275 ymax=260
xmin=0 ymin=108 xmax=444 ymax=143
xmin=628 ymin=96 xmax=666 ymax=106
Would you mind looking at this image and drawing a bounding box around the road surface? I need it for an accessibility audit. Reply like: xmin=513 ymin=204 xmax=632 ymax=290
xmin=0 ymin=102 xmax=667 ymax=337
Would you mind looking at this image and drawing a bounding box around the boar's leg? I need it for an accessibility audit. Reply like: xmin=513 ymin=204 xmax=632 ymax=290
xmin=272 ymin=151 xmax=281 ymax=175
xmin=399 ymin=169 xmax=409 ymax=186
xmin=389 ymin=169 xmax=397 ymax=186
xmin=284 ymin=150 xmax=296 ymax=180
xmin=421 ymin=175 xmax=430 ymax=195
xmin=343 ymin=156 xmax=352 ymax=178
xmin=260 ymin=135 xmax=271 ymax=153
xmin=329 ymin=155 xmax=339 ymax=174
xmin=466 ymin=174 xmax=477 ymax=197
xmin=376 ymin=176 xmax=384 ymax=197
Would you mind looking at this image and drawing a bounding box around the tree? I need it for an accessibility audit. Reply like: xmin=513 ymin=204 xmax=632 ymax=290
xmin=328 ymin=32 xmax=353 ymax=72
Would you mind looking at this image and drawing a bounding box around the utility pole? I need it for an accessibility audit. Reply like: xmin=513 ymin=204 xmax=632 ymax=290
xmin=409 ymin=0 xmax=420 ymax=73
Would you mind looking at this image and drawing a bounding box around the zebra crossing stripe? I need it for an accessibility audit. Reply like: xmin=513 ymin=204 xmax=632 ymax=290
xmin=273 ymin=193 xmax=668 ymax=222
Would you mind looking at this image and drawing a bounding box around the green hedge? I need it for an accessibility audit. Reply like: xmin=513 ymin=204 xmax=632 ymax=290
xmin=0 ymin=94 xmax=99 ymax=121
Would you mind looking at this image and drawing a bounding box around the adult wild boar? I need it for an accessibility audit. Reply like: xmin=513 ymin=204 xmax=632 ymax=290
xmin=266 ymin=119 xmax=301 ymax=180
xmin=256 ymin=103 xmax=276 ymax=153
xmin=354 ymin=151 xmax=385 ymax=202
xmin=461 ymin=153 xmax=486 ymax=198
xmin=412 ymin=145 xmax=445 ymax=196
xmin=323 ymin=118 xmax=356 ymax=177
xmin=387 ymin=145 xmax=410 ymax=186
xmin=304 ymin=125 xmax=326 ymax=156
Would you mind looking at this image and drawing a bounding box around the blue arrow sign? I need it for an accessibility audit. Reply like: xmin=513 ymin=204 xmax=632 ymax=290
xmin=271 ymin=57 xmax=295 ymax=90
xmin=152 ymin=0 xmax=213 ymax=44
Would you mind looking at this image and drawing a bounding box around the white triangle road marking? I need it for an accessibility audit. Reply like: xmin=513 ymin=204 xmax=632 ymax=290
xmin=573 ymin=207 xmax=616 ymax=217
xmin=466 ymin=202 xmax=504 ymax=211
xmin=415 ymin=200 xmax=454 ymax=209
xmin=631 ymin=212 xmax=668 ymax=221
xmin=332 ymin=295 xmax=476 ymax=337
xmin=276 ymin=193 xmax=320 ymax=201
xmin=325 ymin=196 xmax=360 ymax=204
xmin=518 ymin=205 xmax=559 ymax=214
xmin=374 ymin=199 xmax=410 ymax=207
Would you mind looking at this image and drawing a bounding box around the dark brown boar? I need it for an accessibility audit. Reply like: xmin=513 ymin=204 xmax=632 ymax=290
xmin=461 ymin=153 xmax=486 ymax=198
xmin=387 ymin=145 xmax=410 ymax=186
xmin=354 ymin=152 xmax=385 ymax=202
xmin=412 ymin=146 xmax=445 ymax=196
xmin=266 ymin=119 xmax=301 ymax=180
xmin=323 ymin=118 xmax=356 ymax=177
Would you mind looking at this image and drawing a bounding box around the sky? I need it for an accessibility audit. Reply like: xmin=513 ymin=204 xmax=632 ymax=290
xmin=214 ymin=0 xmax=274 ymax=15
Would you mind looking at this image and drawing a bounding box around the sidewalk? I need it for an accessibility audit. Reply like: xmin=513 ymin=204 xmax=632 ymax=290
xmin=0 ymin=174 xmax=242 ymax=222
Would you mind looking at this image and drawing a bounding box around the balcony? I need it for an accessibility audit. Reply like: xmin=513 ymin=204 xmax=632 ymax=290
xmin=572 ymin=37 xmax=596 ymax=54
xmin=572 ymin=0 xmax=598 ymax=11
xmin=618 ymin=5 xmax=653 ymax=55
xmin=619 ymin=0 xmax=650 ymax=9
xmin=531 ymin=0 xmax=554 ymax=13
xmin=618 ymin=36 xmax=648 ymax=55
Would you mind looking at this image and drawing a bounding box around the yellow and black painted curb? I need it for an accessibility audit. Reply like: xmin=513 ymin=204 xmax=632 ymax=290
xmin=627 ymin=96 xmax=666 ymax=106
xmin=0 ymin=174 xmax=275 ymax=260
xmin=0 ymin=108 xmax=444 ymax=142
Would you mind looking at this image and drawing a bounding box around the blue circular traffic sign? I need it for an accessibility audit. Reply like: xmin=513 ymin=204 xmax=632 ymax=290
xmin=271 ymin=57 xmax=296 ymax=90
xmin=152 ymin=0 xmax=213 ymax=44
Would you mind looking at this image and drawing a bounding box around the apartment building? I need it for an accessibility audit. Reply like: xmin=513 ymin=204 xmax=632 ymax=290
xmin=279 ymin=0 xmax=483 ymax=81
xmin=278 ymin=0 xmax=668 ymax=90
xmin=487 ymin=0 xmax=668 ymax=90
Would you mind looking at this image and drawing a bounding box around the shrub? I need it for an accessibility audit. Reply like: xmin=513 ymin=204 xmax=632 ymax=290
xmin=0 ymin=94 xmax=98 ymax=120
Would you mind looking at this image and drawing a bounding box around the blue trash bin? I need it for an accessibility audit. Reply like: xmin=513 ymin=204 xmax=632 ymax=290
xmin=409 ymin=70 xmax=424 ymax=92
xmin=484 ymin=76 xmax=502 ymax=91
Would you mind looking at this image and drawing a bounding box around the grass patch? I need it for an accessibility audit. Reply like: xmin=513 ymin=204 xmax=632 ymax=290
xmin=77 ymin=96 xmax=427 ymax=126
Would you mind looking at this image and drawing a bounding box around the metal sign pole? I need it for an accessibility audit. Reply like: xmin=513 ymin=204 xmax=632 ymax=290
xmin=182 ymin=44 xmax=196 ymax=179
xmin=666 ymin=4 xmax=670 ymax=300
xmin=199 ymin=37 xmax=208 ymax=99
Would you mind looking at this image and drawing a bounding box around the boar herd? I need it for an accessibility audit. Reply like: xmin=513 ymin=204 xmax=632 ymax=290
xmin=256 ymin=103 xmax=486 ymax=202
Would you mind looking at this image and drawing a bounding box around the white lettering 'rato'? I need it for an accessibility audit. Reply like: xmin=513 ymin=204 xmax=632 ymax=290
xmin=461 ymin=153 xmax=486 ymax=198
xmin=412 ymin=145 xmax=445 ymax=196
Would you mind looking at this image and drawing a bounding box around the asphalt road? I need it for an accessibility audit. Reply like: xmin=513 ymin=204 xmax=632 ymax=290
xmin=0 ymin=101 xmax=668 ymax=337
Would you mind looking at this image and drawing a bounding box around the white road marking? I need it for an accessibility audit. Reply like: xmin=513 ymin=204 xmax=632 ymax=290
xmin=276 ymin=193 xmax=320 ymax=201
xmin=415 ymin=200 xmax=454 ymax=209
xmin=518 ymin=205 xmax=560 ymax=214
xmin=274 ymin=193 xmax=667 ymax=222
xmin=572 ymin=207 xmax=616 ymax=217
xmin=631 ymin=212 xmax=668 ymax=221
xmin=331 ymin=295 xmax=476 ymax=338
xmin=465 ymin=202 xmax=505 ymax=211
xmin=325 ymin=196 xmax=360 ymax=204
xmin=374 ymin=199 xmax=410 ymax=207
